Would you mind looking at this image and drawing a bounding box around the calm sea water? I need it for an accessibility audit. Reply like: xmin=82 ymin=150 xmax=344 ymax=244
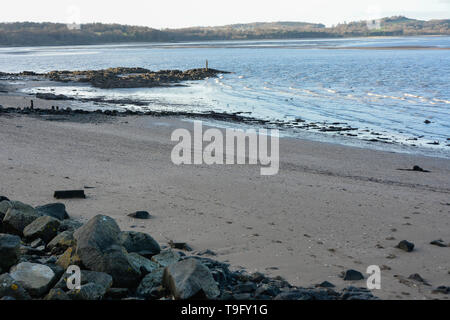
xmin=1 ymin=36 xmax=449 ymax=157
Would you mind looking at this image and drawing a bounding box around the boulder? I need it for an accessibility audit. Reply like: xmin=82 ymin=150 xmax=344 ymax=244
xmin=163 ymin=258 xmax=220 ymax=300
xmin=128 ymin=252 xmax=159 ymax=276
xmin=54 ymin=270 xmax=113 ymax=293
xmin=56 ymin=247 xmax=82 ymax=269
xmin=58 ymin=219 xmax=83 ymax=232
xmin=9 ymin=262 xmax=56 ymax=297
xmin=0 ymin=274 xmax=31 ymax=300
xmin=0 ymin=196 xmax=9 ymax=203
xmin=23 ymin=215 xmax=60 ymax=243
xmin=44 ymin=288 xmax=71 ymax=300
xmin=119 ymin=231 xmax=161 ymax=257
xmin=151 ymin=249 xmax=180 ymax=268
xmin=0 ymin=200 xmax=12 ymax=220
xmin=73 ymin=215 xmax=121 ymax=271
xmin=73 ymin=215 xmax=141 ymax=287
xmin=136 ymin=268 xmax=164 ymax=299
xmin=102 ymin=245 xmax=141 ymax=288
xmin=36 ymin=203 xmax=69 ymax=220
xmin=396 ymin=240 xmax=415 ymax=252
xmin=67 ymin=283 xmax=107 ymax=300
xmin=343 ymin=269 xmax=364 ymax=281
xmin=0 ymin=233 xmax=21 ymax=272
xmin=127 ymin=211 xmax=151 ymax=219
xmin=2 ymin=201 xmax=41 ymax=236
xmin=47 ymin=231 xmax=76 ymax=254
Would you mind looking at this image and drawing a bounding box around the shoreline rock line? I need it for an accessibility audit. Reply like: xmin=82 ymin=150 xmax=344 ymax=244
xmin=0 ymin=197 xmax=381 ymax=300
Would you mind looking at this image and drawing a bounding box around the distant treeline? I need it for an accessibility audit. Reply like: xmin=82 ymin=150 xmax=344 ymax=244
xmin=0 ymin=16 xmax=449 ymax=46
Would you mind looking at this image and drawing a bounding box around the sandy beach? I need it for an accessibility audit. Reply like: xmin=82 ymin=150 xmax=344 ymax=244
xmin=0 ymin=105 xmax=449 ymax=300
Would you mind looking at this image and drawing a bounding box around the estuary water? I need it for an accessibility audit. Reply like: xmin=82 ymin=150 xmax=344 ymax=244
xmin=1 ymin=36 xmax=449 ymax=157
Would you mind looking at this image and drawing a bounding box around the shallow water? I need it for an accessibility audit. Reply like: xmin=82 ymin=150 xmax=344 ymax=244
xmin=1 ymin=36 xmax=449 ymax=157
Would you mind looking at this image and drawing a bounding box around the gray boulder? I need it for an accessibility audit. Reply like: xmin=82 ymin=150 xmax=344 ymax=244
xmin=2 ymin=201 xmax=42 ymax=236
xmin=163 ymin=258 xmax=220 ymax=300
xmin=54 ymin=270 xmax=113 ymax=293
xmin=23 ymin=215 xmax=61 ymax=243
xmin=73 ymin=215 xmax=121 ymax=271
xmin=58 ymin=219 xmax=83 ymax=232
xmin=67 ymin=283 xmax=107 ymax=300
xmin=128 ymin=252 xmax=159 ymax=276
xmin=44 ymin=288 xmax=71 ymax=300
xmin=36 ymin=203 xmax=69 ymax=220
xmin=119 ymin=231 xmax=161 ymax=257
xmin=73 ymin=215 xmax=141 ymax=287
xmin=0 ymin=273 xmax=31 ymax=300
xmin=136 ymin=268 xmax=164 ymax=299
xmin=152 ymin=249 xmax=180 ymax=268
xmin=47 ymin=230 xmax=76 ymax=254
xmin=9 ymin=262 xmax=56 ymax=297
xmin=0 ymin=233 xmax=21 ymax=272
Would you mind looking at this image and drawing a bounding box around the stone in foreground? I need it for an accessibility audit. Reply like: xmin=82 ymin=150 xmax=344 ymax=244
xmin=163 ymin=258 xmax=220 ymax=300
xmin=2 ymin=201 xmax=41 ymax=235
xmin=119 ymin=231 xmax=161 ymax=257
xmin=343 ymin=269 xmax=364 ymax=281
xmin=0 ymin=233 xmax=21 ymax=272
xmin=9 ymin=262 xmax=56 ymax=297
xmin=0 ymin=274 xmax=31 ymax=300
xmin=36 ymin=203 xmax=69 ymax=220
xmin=396 ymin=240 xmax=415 ymax=252
xmin=23 ymin=215 xmax=60 ymax=243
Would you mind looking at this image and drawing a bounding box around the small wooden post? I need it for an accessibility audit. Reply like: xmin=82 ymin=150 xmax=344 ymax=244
xmin=205 ymin=59 xmax=208 ymax=71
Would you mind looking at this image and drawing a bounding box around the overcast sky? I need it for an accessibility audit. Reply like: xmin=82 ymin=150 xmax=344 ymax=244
xmin=1 ymin=0 xmax=449 ymax=28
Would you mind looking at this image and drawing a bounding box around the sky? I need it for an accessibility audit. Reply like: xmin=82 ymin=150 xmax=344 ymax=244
xmin=1 ymin=0 xmax=449 ymax=28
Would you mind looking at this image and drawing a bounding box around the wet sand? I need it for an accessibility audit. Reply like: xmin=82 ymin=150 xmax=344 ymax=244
xmin=0 ymin=108 xmax=449 ymax=300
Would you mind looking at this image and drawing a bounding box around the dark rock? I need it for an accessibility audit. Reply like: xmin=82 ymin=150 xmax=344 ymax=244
xmin=396 ymin=240 xmax=415 ymax=252
xmin=30 ymin=238 xmax=44 ymax=248
xmin=408 ymin=273 xmax=431 ymax=286
xmin=58 ymin=219 xmax=83 ymax=232
xmin=169 ymin=241 xmax=193 ymax=252
xmin=430 ymin=239 xmax=448 ymax=248
xmin=105 ymin=288 xmax=130 ymax=300
xmin=67 ymin=283 xmax=107 ymax=300
xmin=0 ymin=274 xmax=31 ymax=300
xmin=0 ymin=196 xmax=9 ymax=203
xmin=36 ymin=203 xmax=69 ymax=220
xmin=151 ymin=249 xmax=181 ymax=268
xmin=73 ymin=214 xmax=121 ymax=270
xmin=9 ymin=262 xmax=56 ymax=297
xmin=233 ymin=293 xmax=253 ymax=300
xmin=424 ymin=120 xmax=431 ymax=124
xmin=23 ymin=215 xmax=60 ymax=243
xmin=127 ymin=252 xmax=159 ymax=276
xmin=36 ymin=93 xmax=73 ymax=101
xmin=47 ymin=231 xmax=76 ymax=254
xmin=127 ymin=211 xmax=151 ymax=219
xmin=234 ymin=282 xmax=257 ymax=293
xmin=101 ymin=245 xmax=141 ymax=288
xmin=432 ymin=286 xmax=450 ymax=294
xmin=44 ymin=288 xmax=71 ymax=300
xmin=255 ymin=284 xmax=280 ymax=297
xmin=163 ymin=258 xmax=220 ymax=300
xmin=2 ymin=201 xmax=42 ymax=235
xmin=0 ymin=233 xmax=21 ymax=272
xmin=136 ymin=268 xmax=165 ymax=299
xmin=343 ymin=269 xmax=364 ymax=281
xmin=119 ymin=231 xmax=161 ymax=257
xmin=54 ymin=270 xmax=113 ymax=293
xmin=316 ymin=281 xmax=336 ymax=288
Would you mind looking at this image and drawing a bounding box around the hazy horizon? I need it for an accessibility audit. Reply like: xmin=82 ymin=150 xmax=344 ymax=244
xmin=1 ymin=0 xmax=449 ymax=29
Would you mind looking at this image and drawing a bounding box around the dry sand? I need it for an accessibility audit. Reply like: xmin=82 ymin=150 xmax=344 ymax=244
xmin=0 ymin=109 xmax=449 ymax=300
